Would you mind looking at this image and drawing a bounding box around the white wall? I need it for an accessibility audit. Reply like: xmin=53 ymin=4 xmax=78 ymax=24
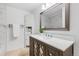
xmin=32 ymin=6 xmax=42 ymax=34
xmin=33 ymin=3 xmax=79 ymax=56
xmin=6 ymin=6 xmax=31 ymax=51
xmin=24 ymin=14 xmax=34 ymax=33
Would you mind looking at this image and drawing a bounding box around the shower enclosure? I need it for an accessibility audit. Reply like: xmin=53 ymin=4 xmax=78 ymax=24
xmin=0 ymin=3 xmax=27 ymax=56
xmin=0 ymin=3 xmax=31 ymax=56
xmin=0 ymin=4 xmax=7 ymax=55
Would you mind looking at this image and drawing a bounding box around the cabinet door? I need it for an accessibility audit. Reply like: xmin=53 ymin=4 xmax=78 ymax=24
xmin=46 ymin=46 xmax=63 ymax=56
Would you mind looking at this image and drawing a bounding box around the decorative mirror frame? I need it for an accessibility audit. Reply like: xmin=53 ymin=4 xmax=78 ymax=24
xmin=40 ymin=3 xmax=70 ymax=32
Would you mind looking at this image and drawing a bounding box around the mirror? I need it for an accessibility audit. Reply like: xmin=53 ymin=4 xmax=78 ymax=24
xmin=40 ymin=3 xmax=70 ymax=32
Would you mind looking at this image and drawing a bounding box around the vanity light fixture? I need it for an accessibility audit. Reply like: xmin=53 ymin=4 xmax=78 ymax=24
xmin=41 ymin=3 xmax=56 ymax=11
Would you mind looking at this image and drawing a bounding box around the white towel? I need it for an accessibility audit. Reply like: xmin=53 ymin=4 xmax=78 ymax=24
xmin=13 ymin=24 xmax=20 ymax=39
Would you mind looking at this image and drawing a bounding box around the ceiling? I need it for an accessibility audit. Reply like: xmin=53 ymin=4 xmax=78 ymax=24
xmin=7 ymin=3 xmax=44 ymax=12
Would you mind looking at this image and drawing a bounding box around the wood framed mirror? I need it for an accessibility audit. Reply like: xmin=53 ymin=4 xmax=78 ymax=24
xmin=40 ymin=3 xmax=70 ymax=32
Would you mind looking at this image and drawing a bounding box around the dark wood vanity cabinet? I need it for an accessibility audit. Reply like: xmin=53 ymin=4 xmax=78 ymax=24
xmin=30 ymin=37 xmax=74 ymax=56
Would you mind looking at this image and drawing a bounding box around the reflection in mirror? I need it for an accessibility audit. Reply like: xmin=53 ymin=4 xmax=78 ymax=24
xmin=40 ymin=3 xmax=70 ymax=32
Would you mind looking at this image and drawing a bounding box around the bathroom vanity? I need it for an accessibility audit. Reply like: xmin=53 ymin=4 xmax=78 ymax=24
xmin=29 ymin=34 xmax=74 ymax=56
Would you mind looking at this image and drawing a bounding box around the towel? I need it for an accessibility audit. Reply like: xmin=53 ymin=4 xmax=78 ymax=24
xmin=13 ymin=24 xmax=20 ymax=39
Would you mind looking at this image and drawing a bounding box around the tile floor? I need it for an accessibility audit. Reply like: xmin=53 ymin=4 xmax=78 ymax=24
xmin=0 ymin=48 xmax=29 ymax=56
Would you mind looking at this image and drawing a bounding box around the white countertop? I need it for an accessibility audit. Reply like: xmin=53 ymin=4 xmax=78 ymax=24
xmin=30 ymin=34 xmax=74 ymax=52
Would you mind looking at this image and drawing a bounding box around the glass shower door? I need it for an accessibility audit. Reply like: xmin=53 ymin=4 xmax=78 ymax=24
xmin=0 ymin=4 xmax=7 ymax=56
xmin=0 ymin=25 xmax=7 ymax=55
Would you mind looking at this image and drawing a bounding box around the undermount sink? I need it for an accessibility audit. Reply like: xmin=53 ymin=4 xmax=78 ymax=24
xmin=37 ymin=33 xmax=74 ymax=42
xmin=39 ymin=33 xmax=53 ymax=38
